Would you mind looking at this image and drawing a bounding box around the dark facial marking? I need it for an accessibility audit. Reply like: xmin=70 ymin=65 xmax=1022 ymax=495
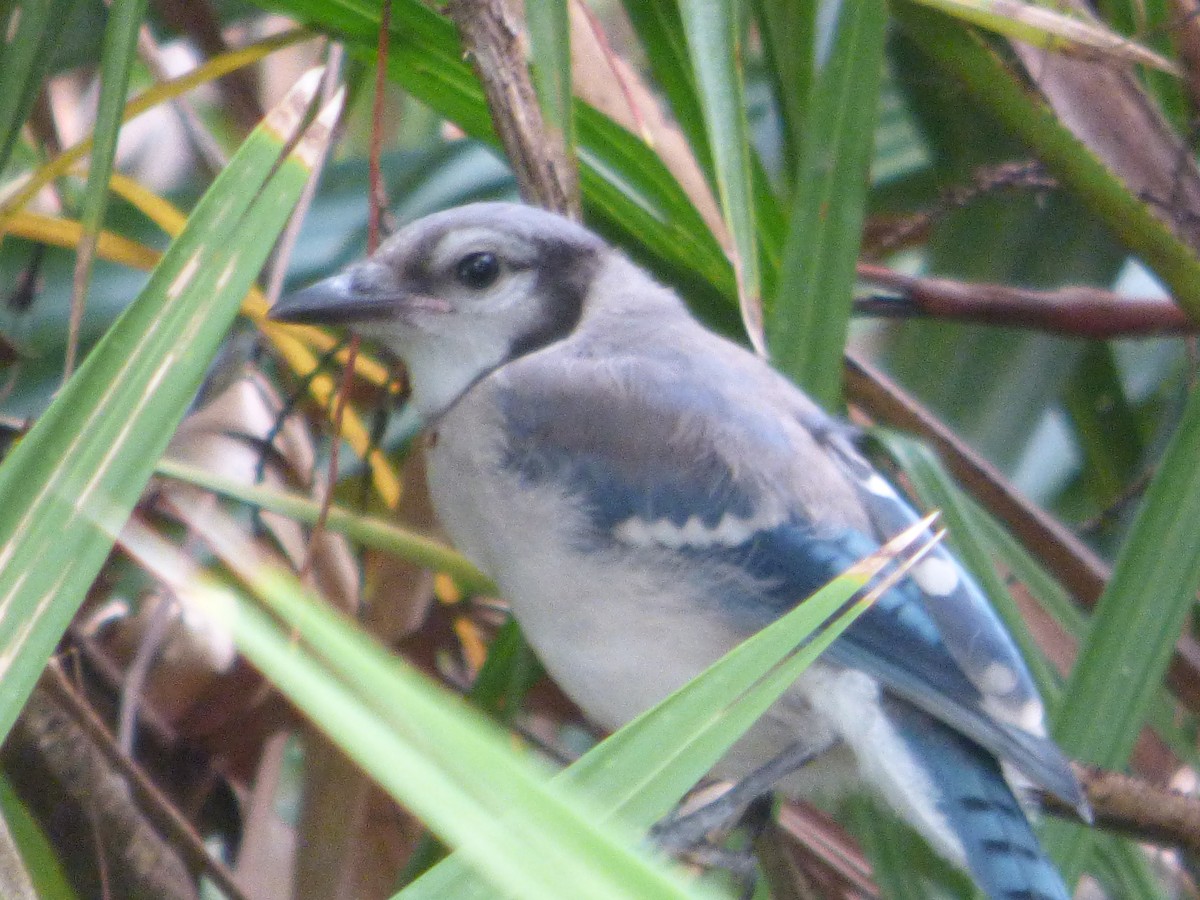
xmin=399 ymin=229 xmax=443 ymax=295
xmin=508 ymin=238 xmax=599 ymax=359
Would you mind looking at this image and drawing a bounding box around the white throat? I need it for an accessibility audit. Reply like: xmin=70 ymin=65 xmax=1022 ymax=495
xmin=400 ymin=334 xmax=508 ymax=421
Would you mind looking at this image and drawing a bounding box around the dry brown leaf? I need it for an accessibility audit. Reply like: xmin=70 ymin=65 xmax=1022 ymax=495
xmin=1012 ymin=1 xmax=1200 ymax=253
xmin=568 ymin=0 xmax=731 ymax=254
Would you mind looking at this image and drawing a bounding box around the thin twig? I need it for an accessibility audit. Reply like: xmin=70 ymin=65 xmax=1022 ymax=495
xmin=301 ymin=3 xmax=388 ymax=584
xmin=149 ymin=0 xmax=264 ymax=132
xmin=1040 ymin=764 xmax=1200 ymax=857
xmin=855 ymin=264 xmax=1198 ymax=337
xmin=116 ymin=595 xmax=177 ymax=756
xmin=865 ymin=161 xmax=1057 ymax=257
xmin=446 ymin=0 xmax=580 ymax=218
xmin=1168 ymin=1 xmax=1200 ymax=113
xmin=1077 ymin=468 xmax=1155 ymax=535
xmin=135 ymin=22 xmax=228 ymax=175
xmin=573 ymin=0 xmax=651 ymax=144
xmin=368 ymin=0 xmax=393 ymax=253
xmin=64 ymin=231 xmax=97 ymax=381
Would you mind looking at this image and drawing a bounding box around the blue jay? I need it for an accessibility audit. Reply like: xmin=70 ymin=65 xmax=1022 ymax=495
xmin=270 ymin=202 xmax=1088 ymax=899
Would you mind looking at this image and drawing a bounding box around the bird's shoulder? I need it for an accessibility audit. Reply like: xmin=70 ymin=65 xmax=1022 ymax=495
xmin=476 ymin=330 xmax=1084 ymax=809
xmin=484 ymin=320 xmax=870 ymax=539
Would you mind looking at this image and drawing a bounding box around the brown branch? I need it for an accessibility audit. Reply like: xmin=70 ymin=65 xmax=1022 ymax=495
xmin=1077 ymin=468 xmax=1154 ymax=535
xmin=1039 ymin=764 xmax=1200 ymax=858
xmin=446 ymin=0 xmax=580 ymax=219
xmin=38 ymin=665 xmax=252 ymax=900
xmin=263 ymin=51 xmax=345 ymax=307
xmin=134 ymin=22 xmax=227 ymax=177
xmin=1 ymin=672 xmax=230 ymax=900
xmin=855 ymin=264 xmax=1199 ymax=337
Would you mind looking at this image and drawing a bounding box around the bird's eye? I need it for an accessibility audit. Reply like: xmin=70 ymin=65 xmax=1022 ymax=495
xmin=455 ymin=251 xmax=501 ymax=290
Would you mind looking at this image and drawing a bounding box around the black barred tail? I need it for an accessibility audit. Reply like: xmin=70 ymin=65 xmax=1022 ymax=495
xmin=888 ymin=702 xmax=1070 ymax=900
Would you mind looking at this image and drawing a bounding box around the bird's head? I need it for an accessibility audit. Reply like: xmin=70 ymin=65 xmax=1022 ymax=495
xmin=269 ymin=202 xmax=607 ymax=417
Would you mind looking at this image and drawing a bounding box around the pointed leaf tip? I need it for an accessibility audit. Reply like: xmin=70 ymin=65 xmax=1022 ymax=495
xmin=265 ymin=66 xmax=326 ymax=142
xmin=294 ymin=88 xmax=345 ymax=169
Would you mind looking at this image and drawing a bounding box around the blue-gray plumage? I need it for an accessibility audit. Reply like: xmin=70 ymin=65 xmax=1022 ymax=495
xmin=270 ymin=202 xmax=1088 ymax=899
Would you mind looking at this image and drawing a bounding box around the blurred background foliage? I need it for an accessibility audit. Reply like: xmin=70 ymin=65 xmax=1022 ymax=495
xmin=0 ymin=0 xmax=1198 ymax=898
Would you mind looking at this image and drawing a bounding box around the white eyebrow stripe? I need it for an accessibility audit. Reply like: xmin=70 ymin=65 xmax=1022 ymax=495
xmin=431 ymin=227 xmax=532 ymax=273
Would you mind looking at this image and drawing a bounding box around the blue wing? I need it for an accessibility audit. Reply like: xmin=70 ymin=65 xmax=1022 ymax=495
xmin=496 ymin=349 xmax=1085 ymax=812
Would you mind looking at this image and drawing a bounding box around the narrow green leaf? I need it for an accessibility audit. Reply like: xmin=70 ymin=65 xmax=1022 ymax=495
xmin=1046 ymin=378 xmax=1200 ymax=876
xmin=235 ymin=597 xmax=695 ymax=900
xmin=526 ymin=0 xmax=573 ymax=155
xmin=910 ymin=0 xmax=1178 ymax=74
xmin=1086 ymin=830 xmax=1168 ymax=900
xmin=70 ymin=0 xmax=152 ymax=358
xmin=143 ymin=516 xmax=704 ymax=900
xmin=0 ymin=774 xmax=76 ymax=900
xmin=154 ymin=458 xmax=495 ymax=595
xmin=620 ymin=0 xmax=712 ymax=182
xmin=768 ymin=1 xmax=887 ymax=408
xmin=967 ymin=492 xmax=1088 ymax=655
xmin=622 ymin=0 xmax=797 ymax=312
xmin=848 ymin=794 xmax=972 ymax=899
xmin=754 ymin=0 xmax=815 ymax=175
xmin=0 ymin=0 xmax=74 ymax=173
xmin=620 ymin=0 xmax=789 ymax=322
xmin=467 ymin=617 xmax=542 ymax=722
xmin=679 ymin=0 xmax=763 ymax=351
xmin=0 ymin=73 xmax=332 ymax=743
xmin=574 ymin=105 xmax=737 ymax=319
xmin=1062 ymin=344 xmax=1144 ymax=521
xmin=749 ymin=161 xmax=786 ymax=318
xmin=402 ymin=522 xmax=932 ymax=898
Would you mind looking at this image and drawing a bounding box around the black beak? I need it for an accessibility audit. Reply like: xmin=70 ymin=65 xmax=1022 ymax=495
xmin=268 ymin=272 xmax=401 ymax=326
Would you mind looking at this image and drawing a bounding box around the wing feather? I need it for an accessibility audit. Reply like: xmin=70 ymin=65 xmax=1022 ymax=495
xmin=495 ymin=348 xmax=1084 ymax=810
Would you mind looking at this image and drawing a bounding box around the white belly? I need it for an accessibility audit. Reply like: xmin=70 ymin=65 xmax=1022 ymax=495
xmin=428 ymin=415 xmax=735 ymax=727
xmin=425 ymin=401 xmax=846 ymax=782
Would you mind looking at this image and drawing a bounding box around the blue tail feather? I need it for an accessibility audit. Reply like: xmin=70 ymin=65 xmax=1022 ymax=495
xmin=887 ymin=700 xmax=1070 ymax=900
